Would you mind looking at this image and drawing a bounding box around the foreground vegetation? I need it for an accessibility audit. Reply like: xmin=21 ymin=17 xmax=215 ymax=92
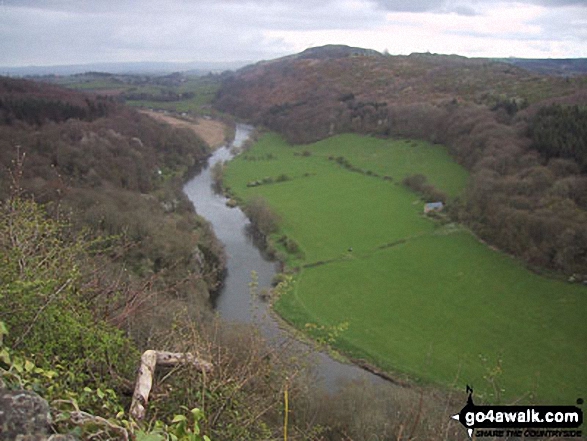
xmin=0 ymin=195 xmax=468 ymax=440
xmin=223 ymin=131 xmax=587 ymax=405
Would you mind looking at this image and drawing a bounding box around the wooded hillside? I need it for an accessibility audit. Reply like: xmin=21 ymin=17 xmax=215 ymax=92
xmin=0 ymin=76 xmax=226 ymax=336
xmin=215 ymin=46 xmax=587 ymax=275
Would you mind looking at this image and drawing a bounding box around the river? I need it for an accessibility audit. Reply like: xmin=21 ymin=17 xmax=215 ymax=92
xmin=183 ymin=124 xmax=385 ymax=391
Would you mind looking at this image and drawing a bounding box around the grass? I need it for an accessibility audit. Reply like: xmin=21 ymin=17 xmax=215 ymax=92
xmin=224 ymin=132 xmax=587 ymax=405
xmin=124 ymin=78 xmax=219 ymax=114
xmin=279 ymin=231 xmax=587 ymax=404
xmin=59 ymin=75 xmax=220 ymax=114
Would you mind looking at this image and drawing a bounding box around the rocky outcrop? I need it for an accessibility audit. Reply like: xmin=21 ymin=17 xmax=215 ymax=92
xmin=0 ymin=388 xmax=75 ymax=441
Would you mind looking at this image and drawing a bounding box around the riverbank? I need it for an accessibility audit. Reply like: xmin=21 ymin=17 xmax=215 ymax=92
xmin=140 ymin=109 xmax=230 ymax=148
xmin=223 ymin=130 xmax=587 ymax=405
xmin=181 ymin=124 xmax=481 ymax=439
xmin=183 ymin=124 xmax=395 ymax=391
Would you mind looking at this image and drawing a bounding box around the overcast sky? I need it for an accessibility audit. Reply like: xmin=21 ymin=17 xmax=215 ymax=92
xmin=1 ymin=0 xmax=586 ymax=67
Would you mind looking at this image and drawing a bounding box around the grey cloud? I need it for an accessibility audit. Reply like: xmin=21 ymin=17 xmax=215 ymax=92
xmin=529 ymin=4 xmax=587 ymax=39
xmin=3 ymin=0 xmax=380 ymax=30
xmin=532 ymin=0 xmax=587 ymax=6
xmin=374 ymin=0 xmax=587 ymax=13
xmin=1 ymin=0 xmax=363 ymax=66
xmin=1 ymin=0 xmax=586 ymax=66
xmin=373 ymin=0 xmax=479 ymax=15
xmin=451 ymin=5 xmax=477 ymax=16
xmin=374 ymin=0 xmax=443 ymax=12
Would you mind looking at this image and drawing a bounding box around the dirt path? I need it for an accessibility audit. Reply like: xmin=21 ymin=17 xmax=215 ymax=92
xmin=140 ymin=110 xmax=228 ymax=149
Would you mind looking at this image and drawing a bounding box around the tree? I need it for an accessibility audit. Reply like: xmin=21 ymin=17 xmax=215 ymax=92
xmin=243 ymin=196 xmax=281 ymax=236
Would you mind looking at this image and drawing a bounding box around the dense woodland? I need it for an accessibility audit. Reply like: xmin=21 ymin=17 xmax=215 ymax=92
xmin=215 ymin=46 xmax=587 ymax=276
xmin=0 ymin=77 xmax=226 ymax=315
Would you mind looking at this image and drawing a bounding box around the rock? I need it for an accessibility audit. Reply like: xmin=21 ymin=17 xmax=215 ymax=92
xmin=0 ymin=389 xmax=51 ymax=440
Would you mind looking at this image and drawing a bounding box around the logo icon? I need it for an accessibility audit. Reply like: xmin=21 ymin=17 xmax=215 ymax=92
xmin=451 ymin=386 xmax=583 ymax=439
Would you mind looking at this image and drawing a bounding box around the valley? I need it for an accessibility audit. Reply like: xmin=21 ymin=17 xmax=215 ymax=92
xmin=223 ymin=131 xmax=587 ymax=405
xmin=2 ymin=44 xmax=586 ymax=439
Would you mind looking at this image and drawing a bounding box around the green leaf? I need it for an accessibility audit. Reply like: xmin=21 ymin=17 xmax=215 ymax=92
xmin=43 ymin=370 xmax=58 ymax=379
xmin=0 ymin=348 xmax=11 ymax=364
xmin=0 ymin=321 xmax=8 ymax=339
xmin=24 ymin=359 xmax=35 ymax=373
xmin=135 ymin=431 xmax=166 ymax=441
xmin=191 ymin=408 xmax=203 ymax=421
xmin=171 ymin=414 xmax=187 ymax=423
xmin=12 ymin=360 xmax=23 ymax=373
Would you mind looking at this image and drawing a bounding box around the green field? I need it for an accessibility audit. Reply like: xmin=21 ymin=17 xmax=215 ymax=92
xmin=224 ymin=132 xmax=587 ymax=404
xmin=60 ymin=75 xmax=220 ymax=114
xmin=124 ymin=77 xmax=219 ymax=113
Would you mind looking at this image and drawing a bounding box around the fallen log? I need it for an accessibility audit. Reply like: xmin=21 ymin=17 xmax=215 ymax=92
xmin=130 ymin=350 xmax=213 ymax=420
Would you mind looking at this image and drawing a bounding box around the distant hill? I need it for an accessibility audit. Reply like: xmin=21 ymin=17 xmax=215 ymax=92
xmin=215 ymin=45 xmax=586 ymax=144
xmin=0 ymin=60 xmax=251 ymax=77
xmin=294 ymin=44 xmax=382 ymax=60
xmin=500 ymin=58 xmax=587 ymax=76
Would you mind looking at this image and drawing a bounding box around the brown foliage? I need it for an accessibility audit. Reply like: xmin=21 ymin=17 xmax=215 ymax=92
xmin=0 ymin=77 xmax=227 ymax=330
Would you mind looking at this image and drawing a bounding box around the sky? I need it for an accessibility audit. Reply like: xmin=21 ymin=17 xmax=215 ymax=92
xmin=1 ymin=0 xmax=586 ymax=67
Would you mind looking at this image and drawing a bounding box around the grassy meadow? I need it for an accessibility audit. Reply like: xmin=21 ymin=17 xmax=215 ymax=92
xmin=60 ymin=75 xmax=220 ymax=114
xmin=223 ymin=132 xmax=587 ymax=404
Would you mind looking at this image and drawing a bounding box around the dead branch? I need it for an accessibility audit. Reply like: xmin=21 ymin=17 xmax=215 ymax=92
xmin=130 ymin=350 xmax=213 ymax=420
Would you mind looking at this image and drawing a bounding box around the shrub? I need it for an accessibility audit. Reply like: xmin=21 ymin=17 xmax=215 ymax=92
xmin=243 ymin=196 xmax=281 ymax=236
xmin=402 ymin=173 xmax=427 ymax=191
xmin=403 ymin=173 xmax=447 ymax=203
xmin=0 ymin=196 xmax=138 ymax=412
xmin=276 ymin=173 xmax=291 ymax=182
xmin=211 ymin=161 xmax=225 ymax=192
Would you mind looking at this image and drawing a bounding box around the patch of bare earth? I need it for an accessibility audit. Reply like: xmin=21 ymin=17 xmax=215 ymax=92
xmin=141 ymin=110 xmax=228 ymax=149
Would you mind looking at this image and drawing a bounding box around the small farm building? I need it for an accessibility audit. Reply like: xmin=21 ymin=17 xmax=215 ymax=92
xmin=424 ymin=202 xmax=444 ymax=213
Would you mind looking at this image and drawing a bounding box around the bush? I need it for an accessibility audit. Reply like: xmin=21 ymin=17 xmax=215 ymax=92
xmin=403 ymin=173 xmax=447 ymax=203
xmin=243 ymin=196 xmax=281 ymax=236
xmin=0 ymin=197 xmax=138 ymax=413
xmin=211 ymin=161 xmax=225 ymax=192
xmin=402 ymin=173 xmax=427 ymax=191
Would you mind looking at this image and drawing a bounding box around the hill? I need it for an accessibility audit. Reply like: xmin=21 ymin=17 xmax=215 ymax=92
xmin=0 ymin=60 xmax=250 ymax=76
xmin=501 ymin=57 xmax=587 ymax=76
xmin=292 ymin=44 xmax=383 ymax=60
xmin=216 ymin=46 xmax=586 ymax=143
xmin=215 ymin=45 xmax=587 ymax=276
xmin=0 ymin=76 xmax=227 ymax=330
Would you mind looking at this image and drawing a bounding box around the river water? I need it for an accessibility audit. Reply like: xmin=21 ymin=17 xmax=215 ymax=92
xmin=183 ymin=124 xmax=384 ymax=391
